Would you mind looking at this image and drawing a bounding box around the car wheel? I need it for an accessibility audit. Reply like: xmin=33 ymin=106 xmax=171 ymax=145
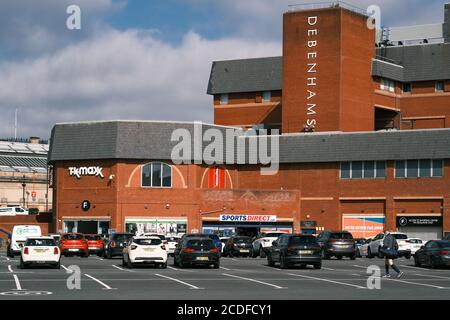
xmin=179 ymin=259 xmax=185 ymax=268
xmin=7 ymin=247 xmax=13 ymax=258
xmin=337 ymin=256 xmax=343 ymax=260
xmin=367 ymin=248 xmax=373 ymax=259
xmin=350 ymin=255 xmax=356 ymax=260
xmin=213 ymin=263 xmax=219 ymax=269
xmin=161 ymin=262 xmax=168 ymax=269
xmin=54 ymin=260 xmax=61 ymax=269
xmin=314 ymin=263 xmax=322 ymax=270
xmin=251 ymin=247 xmax=257 ymax=258
xmin=127 ymin=255 xmax=133 ymax=269
xmin=405 ymin=253 xmax=411 ymax=260
xmin=173 ymin=256 xmax=179 ymax=267
xmin=20 ymin=258 xmax=26 ymax=269
xmin=259 ymin=247 xmax=266 ymax=259
xmin=414 ymin=256 xmax=421 ymax=267
xmin=82 ymin=251 xmax=89 ymax=258
xmin=122 ymin=256 xmax=127 ymax=267
xmin=430 ymin=257 xmax=438 ymax=269
xmin=98 ymin=251 xmax=104 ymax=257
xmin=280 ymin=255 xmax=288 ymax=269
xmin=267 ymin=254 xmax=275 ymax=267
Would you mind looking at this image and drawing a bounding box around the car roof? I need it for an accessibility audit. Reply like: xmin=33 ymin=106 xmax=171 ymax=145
xmin=186 ymin=237 xmax=213 ymax=241
xmin=27 ymin=236 xmax=53 ymax=240
xmin=133 ymin=236 xmax=160 ymax=240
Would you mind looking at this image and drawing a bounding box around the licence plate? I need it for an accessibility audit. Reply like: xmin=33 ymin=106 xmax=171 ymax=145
xmin=240 ymin=249 xmax=249 ymax=253
xmin=299 ymin=250 xmax=313 ymax=254
xmin=196 ymin=257 xmax=209 ymax=261
xmin=69 ymin=249 xmax=79 ymax=252
xmin=144 ymin=248 xmax=155 ymax=252
xmin=335 ymin=245 xmax=349 ymax=249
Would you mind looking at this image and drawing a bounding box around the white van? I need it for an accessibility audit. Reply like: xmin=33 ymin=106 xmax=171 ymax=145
xmin=7 ymin=225 xmax=42 ymax=257
xmin=0 ymin=207 xmax=29 ymax=216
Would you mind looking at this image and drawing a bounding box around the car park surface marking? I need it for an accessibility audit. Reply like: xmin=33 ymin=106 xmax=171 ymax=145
xmin=61 ymin=265 xmax=73 ymax=273
xmin=112 ymin=265 xmax=134 ymax=272
xmin=155 ymin=273 xmax=203 ymax=290
xmin=84 ymin=274 xmax=116 ymax=290
xmin=219 ymin=267 xmax=231 ymax=271
xmin=386 ymin=278 xmax=446 ymax=289
xmin=12 ymin=275 xmax=23 ymax=291
xmin=399 ymin=265 xmax=446 ymax=272
xmin=288 ymin=273 xmax=366 ymax=289
xmin=7 ymin=265 xmax=13 ymax=273
xmin=222 ymin=273 xmax=286 ymax=289
xmin=413 ymin=273 xmax=450 ymax=280
xmin=321 ymin=267 xmax=335 ymax=271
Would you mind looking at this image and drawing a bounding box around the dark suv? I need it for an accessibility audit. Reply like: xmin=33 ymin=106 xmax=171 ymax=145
xmin=103 ymin=233 xmax=133 ymax=259
xmin=316 ymin=231 xmax=356 ymax=260
xmin=268 ymin=234 xmax=322 ymax=269
xmin=174 ymin=237 xmax=220 ymax=268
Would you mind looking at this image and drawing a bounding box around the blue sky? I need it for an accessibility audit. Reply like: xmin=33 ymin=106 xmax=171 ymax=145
xmin=0 ymin=0 xmax=448 ymax=138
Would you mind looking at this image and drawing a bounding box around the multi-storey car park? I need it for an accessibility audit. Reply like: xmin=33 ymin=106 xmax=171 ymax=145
xmin=46 ymin=2 xmax=450 ymax=241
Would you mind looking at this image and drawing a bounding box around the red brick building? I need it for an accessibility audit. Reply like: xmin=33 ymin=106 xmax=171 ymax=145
xmin=49 ymin=3 xmax=450 ymax=241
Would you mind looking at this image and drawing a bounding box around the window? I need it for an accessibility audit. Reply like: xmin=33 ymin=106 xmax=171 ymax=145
xmin=402 ymin=82 xmax=412 ymax=93
xmin=142 ymin=162 xmax=172 ymax=188
xmin=395 ymin=159 xmax=443 ymax=178
xmin=436 ymin=81 xmax=445 ymax=92
xmin=380 ymin=78 xmax=395 ymax=93
xmin=340 ymin=161 xmax=386 ymax=179
xmin=262 ymin=91 xmax=271 ymax=102
xmin=219 ymin=93 xmax=229 ymax=105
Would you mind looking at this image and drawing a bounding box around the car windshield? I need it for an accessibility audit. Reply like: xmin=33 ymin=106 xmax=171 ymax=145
xmin=167 ymin=237 xmax=179 ymax=242
xmin=63 ymin=234 xmax=83 ymax=240
xmin=186 ymin=239 xmax=215 ymax=250
xmin=330 ymin=233 xmax=353 ymax=240
xmin=289 ymin=236 xmax=318 ymax=246
xmin=113 ymin=234 xmax=133 ymax=242
xmin=134 ymin=238 xmax=162 ymax=245
xmin=265 ymin=233 xmax=285 ymax=238
xmin=355 ymin=239 xmax=366 ymax=244
xmin=234 ymin=237 xmax=252 ymax=243
xmin=409 ymin=239 xmax=422 ymax=244
xmin=393 ymin=234 xmax=408 ymax=240
xmin=437 ymin=241 xmax=450 ymax=248
xmin=26 ymin=238 xmax=55 ymax=246
xmin=85 ymin=235 xmax=102 ymax=240
xmin=207 ymin=234 xmax=219 ymax=241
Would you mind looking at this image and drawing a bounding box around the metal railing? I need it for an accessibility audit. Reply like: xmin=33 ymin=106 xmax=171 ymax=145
xmin=288 ymin=1 xmax=368 ymax=16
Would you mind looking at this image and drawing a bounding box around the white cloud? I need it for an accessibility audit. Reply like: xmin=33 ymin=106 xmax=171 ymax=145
xmin=0 ymin=29 xmax=280 ymax=138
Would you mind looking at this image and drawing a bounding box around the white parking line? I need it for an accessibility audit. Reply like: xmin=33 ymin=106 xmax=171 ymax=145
xmin=220 ymin=267 xmax=232 ymax=271
xmin=13 ymin=274 xmax=23 ymax=291
xmin=94 ymin=257 xmax=104 ymax=261
xmin=155 ymin=273 xmax=202 ymax=290
xmin=387 ymin=278 xmax=446 ymax=289
xmin=352 ymin=265 xmax=366 ymax=269
xmin=61 ymin=265 xmax=73 ymax=273
xmin=322 ymin=267 xmax=335 ymax=271
xmin=84 ymin=274 xmax=116 ymax=290
xmin=288 ymin=273 xmax=366 ymax=289
xmin=413 ymin=273 xmax=450 ymax=280
xmin=112 ymin=265 xmax=134 ymax=272
xmin=223 ymin=273 xmax=286 ymax=289
xmin=8 ymin=265 xmax=13 ymax=273
xmin=167 ymin=266 xmax=196 ymax=272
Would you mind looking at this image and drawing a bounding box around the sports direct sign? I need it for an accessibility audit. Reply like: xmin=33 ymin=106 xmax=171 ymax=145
xmin=220 ymin=215 xmax=277 ymax=222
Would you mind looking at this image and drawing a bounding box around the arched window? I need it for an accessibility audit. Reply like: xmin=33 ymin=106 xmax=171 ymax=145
xmin=141 ymin=162 xmax=172 ymax=188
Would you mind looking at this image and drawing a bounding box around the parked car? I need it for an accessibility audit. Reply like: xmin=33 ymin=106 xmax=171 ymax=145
xmin=354 ymin=238 xmax=367 ymax=257
xmin=48 ymin=234 xmax=61 ymax=245
xmin=206 ymin=234 xmax=222 ymax=251
xmin=85 ymin=234 xmax=105 ymax=256
xmin=408 ymin=238 xmax=424 ymax=256
xmin=367 ymin=232 xmax=411 ymax=259
xmin=223 ymin=236 xmax=253 ymax=257
xmin=178 ymin=233 xmax=222 ymax=250
xmin=142 ymin=233 xmax=170 ymax=251
xmin=166 ymin=236 xmax=181 ymax=255
xmin=414 ymin=240 xmax=450 ymax=269
xmin=0 ymin=207 xmax=29 ymax=216
xmin=60 ymin=233 xmax=89 ymax=257
xmin=122 ymin=236 xmax=168 ymax=268
xmin=252 ymin=232 xmax=288 ymax=258
xmin=358 ymin=238 xmax=373 ymax=257
xmin=174 ymin=237 xmax=220 ymax=268
xmin=20 ymin=236 xmax=61 ymax=269
xmin=104 ymin=233 xmax=134 ymax=259
xmin=7 ymin=225 xmax=42 ymax=257
xmin=316 ymin=231 xmax=356 ymax=260
xmin=268 ymin=234 xmax=322 ymax=269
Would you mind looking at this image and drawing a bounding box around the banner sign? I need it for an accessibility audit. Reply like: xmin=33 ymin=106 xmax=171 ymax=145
xmin=219 ymin=215 xmax=277 ymax=222
xmin=397 ymin=216 xmax=442 ymax=227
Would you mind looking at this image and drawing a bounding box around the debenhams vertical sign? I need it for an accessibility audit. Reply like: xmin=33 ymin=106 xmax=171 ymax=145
xmin=306 ymin=16 xmax=318 ymax=129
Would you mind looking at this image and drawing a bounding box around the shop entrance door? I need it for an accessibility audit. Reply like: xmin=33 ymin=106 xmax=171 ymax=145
xmin=77 ymin=221 xmax=98 ymax=234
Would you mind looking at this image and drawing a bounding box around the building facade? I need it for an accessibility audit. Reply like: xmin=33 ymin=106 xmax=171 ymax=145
xmin=49 ymin=3 xmax=450 ymax=241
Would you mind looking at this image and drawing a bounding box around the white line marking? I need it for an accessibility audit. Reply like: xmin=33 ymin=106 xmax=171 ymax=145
xmin=13 ymin=274 xmax=23 ymax=291
xmin=167 ymin=266 xmax=195 ymax=272
xmin=84 ymin=274 xmax=116 ymax=290
xmin=8 ymin=265 xmax=13 ymax=273
xmin=322 ymin=267 xmax=335 ymax=271
xmin=288 ymin=273 xmax=366 ymax=289
xmin=220 ymin=267 xmax=232 ymax=271
xmin=61 ymin=265 xmax=73 ymax=273
xmin=387 ymin=278 xmax=445 ymax=289
xmin=6 ymin=257 xmax=10 ymax=261
xmin=351 ymin=274 xmax=361 ymax=276
xmin=155 ymin=273 xmax=202 ymax=290
xmin=112 ymin=265 xmax=133 ymax=272
xmin=223 ymin=273 xmax=286 ymax=289
xmin=353 ymin=265 xmax=366 ymax=269
xmin=413 ymin=273 xmax=450 ymax=280
xmin=94 ymin=257 xmax=104 ymax=261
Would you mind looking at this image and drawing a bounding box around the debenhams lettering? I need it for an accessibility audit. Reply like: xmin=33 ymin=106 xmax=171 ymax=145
xmin=69 ymin=166 xmax=104 ymax=179
xmin=306 ymin=16 xmax=318 ymax=128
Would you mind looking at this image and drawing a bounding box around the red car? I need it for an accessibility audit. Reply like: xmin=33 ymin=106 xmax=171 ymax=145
xmin=60 ymin=233 xmax=89 ymax=257
xmin=85 ymin=234 xmax=105 ymax=256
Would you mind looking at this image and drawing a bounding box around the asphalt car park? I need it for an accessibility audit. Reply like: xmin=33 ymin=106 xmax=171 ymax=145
xmin=0 ymin=250 xmax=449 ymax=300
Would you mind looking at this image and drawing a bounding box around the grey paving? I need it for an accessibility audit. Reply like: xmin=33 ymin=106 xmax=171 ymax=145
xmin=0 ymin=253 xmax=449 ymax=300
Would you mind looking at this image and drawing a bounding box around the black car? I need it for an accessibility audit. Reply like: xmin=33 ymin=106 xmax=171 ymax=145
xmin=414 ymin=240 xmax=450 ymax=269
xmin=268 ymin=234 xmax=322 ymax=269
xmin=174 ymin=237 xmax=220 ymax=268
xmin=316 ymin=231 xmax=356 ymax=260
xmin=178 ymin=233 xmax=222 ymax=250
xmin=103 ymin=233 xmax=133 ymax=259
xmin=223 ymin=236 xmax=253 ymax=257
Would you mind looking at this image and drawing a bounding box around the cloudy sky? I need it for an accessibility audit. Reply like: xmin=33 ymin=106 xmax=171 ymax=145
xmin=0 ymin=0 xmax=447 ymax=139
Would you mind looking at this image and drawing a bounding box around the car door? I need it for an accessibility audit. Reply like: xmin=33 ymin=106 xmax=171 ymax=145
xmin=271 ymin=237 xmax=282 ymax=262
xmin=426 ymin=241 xmax=438 ymax=265
xmin=420 ymin=241 xmax=432 ymax=265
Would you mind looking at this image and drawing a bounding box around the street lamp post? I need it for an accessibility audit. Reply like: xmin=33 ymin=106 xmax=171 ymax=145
xmin=21 ymin=175 xmax=26 ymax=208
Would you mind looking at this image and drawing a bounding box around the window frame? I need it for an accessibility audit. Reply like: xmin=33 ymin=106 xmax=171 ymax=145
xmin=402 ymin=82 xmax=412 ymax=93
xmin=395 ymin=159 xmax=444 ymax=179
xmin=435 ymin=81 xmax=445 ymax=93
xmin=262 ymin=91 xmax=271 ymax=102
xmin=141 ymin=162 xmax=173 ymax=188
xmin=219 ymin=93 xmax=229 ymax=105
xmin=340 ymin=161 xmax=387 ymax=180
xmin=380 ymin=78 xmax=395 ymax=93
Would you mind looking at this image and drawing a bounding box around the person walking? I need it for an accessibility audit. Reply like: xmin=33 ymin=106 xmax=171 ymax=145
xmin=382 ymin=230 xmax=404 ymax=278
